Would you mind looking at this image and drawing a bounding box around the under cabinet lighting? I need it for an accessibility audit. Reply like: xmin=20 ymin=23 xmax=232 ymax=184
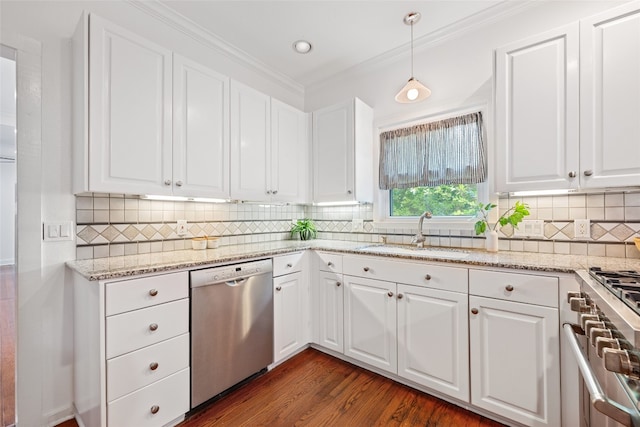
xmin=141 ymin=195 xmax=230 ymax=203
xmin=314 ymin=201 xmax=362 ymax=206
xmin=508 ymin=189 xmax=576 ymax=197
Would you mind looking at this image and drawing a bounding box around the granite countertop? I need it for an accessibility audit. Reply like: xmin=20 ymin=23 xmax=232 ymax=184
xmin=66 ymin=239 xmax=640 ymax=281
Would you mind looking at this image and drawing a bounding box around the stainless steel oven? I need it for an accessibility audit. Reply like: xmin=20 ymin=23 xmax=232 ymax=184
xmin=566 ymin=269 xmax=640 ymax=427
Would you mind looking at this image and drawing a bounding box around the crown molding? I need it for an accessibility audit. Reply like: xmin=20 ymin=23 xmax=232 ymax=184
xmin=126 ymin=0 xmax=305 ymax=98
xmin=305 ymin=0 xmax=538 ymax=91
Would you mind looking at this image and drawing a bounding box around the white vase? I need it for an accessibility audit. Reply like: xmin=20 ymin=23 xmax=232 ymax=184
xmin=485 ymin=230 xmax=499 ymax=252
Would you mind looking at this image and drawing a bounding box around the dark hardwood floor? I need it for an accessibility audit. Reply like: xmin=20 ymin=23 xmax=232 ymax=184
xmin=181 ymin=349 xmax=504 ymax=427
xmin=0 ymin=265 xmax=15 ymax=427
xmin=59 ymin=348 xmax=504 ymax=426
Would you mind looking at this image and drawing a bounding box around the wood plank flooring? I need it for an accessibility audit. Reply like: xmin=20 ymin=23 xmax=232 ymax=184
xmin=0 ymin=265 xmax=15 ymax=427
xmin=57 ymin=348 xmax=504 ymax=426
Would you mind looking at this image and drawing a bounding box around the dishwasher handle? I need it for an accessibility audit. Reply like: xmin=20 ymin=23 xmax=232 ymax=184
xmin=225 ymin=278 xmax=247 ymax=287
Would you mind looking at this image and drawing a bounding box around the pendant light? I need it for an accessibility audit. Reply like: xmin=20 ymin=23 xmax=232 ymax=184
xmin=395 ymin=12 xmax=431 ymax=103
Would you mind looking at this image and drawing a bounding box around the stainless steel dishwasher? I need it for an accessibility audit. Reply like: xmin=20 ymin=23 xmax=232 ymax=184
xmin=190 ymin=259 xmax=273 ymax=409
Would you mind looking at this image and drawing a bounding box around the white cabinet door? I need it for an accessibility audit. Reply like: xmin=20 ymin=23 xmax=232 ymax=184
xmin=397 ymin=284 xmax=469 ymax=402
xmin=270 ymin=99 xmax=308 ymax=203
xmin=469 ymin=296 xmax=560 ymax=427
xmin=344 ymin=275 xmax=396 ymax=373
xmin=580 ymin=3 xmax=640 ymax=188
xmin=230 ymin=81 xmax=270 ymax=201
xmin=274 ymin=272 xmax=306 ymax=363
xmin=173 ymin=55 xmax=229 ymax=199
xmin=88 ymin=14 xmax=173 ymax=195
xmin=495 ymin=23 xmax=580 ymax=192
xmin=315 ymin=271 xmax=344 ymax=353
xmin=313 ymin=100 xmax=353 ymax=203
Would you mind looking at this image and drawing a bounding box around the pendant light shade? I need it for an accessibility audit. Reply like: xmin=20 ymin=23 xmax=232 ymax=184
xmin=395 ymin=12 xmax=431 ymax=104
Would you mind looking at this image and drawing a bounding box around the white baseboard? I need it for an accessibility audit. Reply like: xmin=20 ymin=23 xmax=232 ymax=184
xmin=45 ymin=404 xmax=76 ymax=427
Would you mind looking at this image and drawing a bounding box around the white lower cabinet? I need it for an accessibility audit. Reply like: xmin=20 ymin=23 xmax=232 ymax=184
xmin=397 ymin=284 xmax=469 ymax=402
xmin=316 ymin=271 xmax=344 ymax=353
xmin=469 ymin=270 xmax=560 ymax=427
xmin=344 ymin=275 xmax=397 ymax=373
xmin=273 ymin=253 xmax=309 ymax=363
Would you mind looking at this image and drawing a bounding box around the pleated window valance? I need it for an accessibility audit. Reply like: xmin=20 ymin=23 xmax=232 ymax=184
xmin=378 ymin=111 xmax=487 ymax=190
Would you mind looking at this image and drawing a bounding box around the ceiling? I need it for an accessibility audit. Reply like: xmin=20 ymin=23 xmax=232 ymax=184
xmin=158 ymin=1 xmax=525 ymax=87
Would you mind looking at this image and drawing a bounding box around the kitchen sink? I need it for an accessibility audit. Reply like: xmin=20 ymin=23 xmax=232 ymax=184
xmin=356 ymin=245 xmax=470 ymax=259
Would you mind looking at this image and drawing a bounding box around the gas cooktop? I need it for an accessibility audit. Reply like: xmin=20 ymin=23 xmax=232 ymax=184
xmin=590 ymin=267 xmax=640 ymax=315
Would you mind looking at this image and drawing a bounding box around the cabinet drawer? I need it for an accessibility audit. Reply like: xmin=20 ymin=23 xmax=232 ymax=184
xmin=273 ymin=252 xmax=304 ymax=276
xmin=108 ymin=368 xmax=189 ymax=427
xmin=316 ymin=252 xmax=343 ymax=273
xmin=343 ymin=255 xmax=467 ymax=293
xmin=469 ymin=269 xmax=558 ymax=307
xmin=107 ymin=333 xmax=189 ymax=402
xmin=106 ymin=272 xmax=188 ymax=316
xmin=106 ymin=299 xmax=189 ymax=359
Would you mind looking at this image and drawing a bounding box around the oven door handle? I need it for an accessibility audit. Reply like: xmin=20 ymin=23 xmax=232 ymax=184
xmin=564 ymin=323 xmax=639 ymax=427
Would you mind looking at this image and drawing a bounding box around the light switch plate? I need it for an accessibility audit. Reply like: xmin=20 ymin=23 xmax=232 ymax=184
xmin=513 ymin=220 xmax=544 ymax=238
xmin=574 ymin=219 xmax=591 ymax=239
xmin=43 ymin=221 xmax=74 ymax=242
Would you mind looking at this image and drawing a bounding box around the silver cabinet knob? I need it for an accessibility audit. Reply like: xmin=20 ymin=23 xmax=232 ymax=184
xmin=149 ymin=289 xmax=158 ymax=297
xmin=397 ymin=293 xmax=403 ymax=299
xmin=327 ymin=261 xmax=334 ymax=267
xmin=149 ymin=323 xmax=158 ymax=331
xmin=568 ymin=171 xmax=577 ymax=178
xmin=164 ymin=179 xmax=171 ymax=186
xmin=150 ymin=405 xmax=160 ymax=415
xmin=505 ymin=284 xmax=514 ymax=292
xmin=266 ymin=190 xmax=272 ymax=194
xmin=471 ymin=308 xmax=479 ymax=315
xmin=175 ymin=180 xmax=183 ymax=187
xmin=276 ymin=286 xmax=282 ymax=291
xmin=272 ymin=190 xmax=278 ymax=195
xmin=363 ymin=267 xmax=370 ymax=272
xmin=149 ymin=362 xmax=159 ymax=371
xmin=286 ymin=263 xmax=293 ymax=268
xmin=387 ymin=291 xmax=394 ymax=297
xmin=584 ymin=170 xmax=594 ymax=176
xmin=424 ymin=274 xmax=431 ymax=281
xmin=336 ymin=282 xmax=341 ymax=287
xmin=347 ymin=190 xmax=352 ymax=194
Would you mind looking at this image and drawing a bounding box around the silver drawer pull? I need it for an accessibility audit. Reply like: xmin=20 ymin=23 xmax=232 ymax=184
xmin=387 ymin=291 xmax=394 ymax=297
xmin=363 ymin=267 xmax=370 ymax=272
xmin=424 ymin=274 xmax=431 ymax=281
xmin=149 ymin=289 xmax=158 ymax=297
xmin=327 ymin=261 xmax=334 ymax=267
xmin=397 ymin=293 xmax=403 ymax=300
xmin=471 ymin=308 xmax=479 ymax=315
xmin=149 ymin=323 xmax=158 ymax=331
xmin=150 ymin=405 xmax=160 ymax=415
xmin=286 ymin=263 xmax=293 ymax=268
xmin=336 ymin=282 xmax=341 ymax=287
xmin=276 ymin=286 xmax=282 ymax=291
xmin=564 ymin=323 xmax=635 ymax=426
xmin=505 ymin=284 xmax=514 ymax=292
xmin=149 ymin=362 xmax=159 ymax=371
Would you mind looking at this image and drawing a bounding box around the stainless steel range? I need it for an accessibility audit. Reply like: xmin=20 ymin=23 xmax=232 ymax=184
xmin=568 ymin=268 xmax=640 ymax=427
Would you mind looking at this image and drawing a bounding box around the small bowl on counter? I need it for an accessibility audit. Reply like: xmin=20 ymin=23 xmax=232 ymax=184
xmin=634 ymin=237 xmax=640 ymax=252
xmin=207 ymin=236 xmax=220 ymax=249
xmin=192 ymin=237 xmax=207 ymax=250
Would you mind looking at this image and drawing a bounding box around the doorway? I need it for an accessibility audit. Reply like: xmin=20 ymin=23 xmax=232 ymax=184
xmin=0 ymin=45 xmax=17 ymax=427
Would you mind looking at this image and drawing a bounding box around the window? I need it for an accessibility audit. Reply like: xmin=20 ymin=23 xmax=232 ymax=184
xmin=390 ymin=184 xmax=478 ymax=217
xmin=376 ymin=110 xmax=488 ymax=225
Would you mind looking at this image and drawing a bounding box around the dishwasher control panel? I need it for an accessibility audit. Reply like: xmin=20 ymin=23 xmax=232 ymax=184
xmin=190 ymin=259 xmax=273 ymax=288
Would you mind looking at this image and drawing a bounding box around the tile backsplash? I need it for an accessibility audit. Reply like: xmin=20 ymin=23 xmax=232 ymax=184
xmin=75 ymin=191 xmax=640 ymax=260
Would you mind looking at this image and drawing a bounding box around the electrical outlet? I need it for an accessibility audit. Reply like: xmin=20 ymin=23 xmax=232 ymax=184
xmin=177 ymin=220 xmax=188 ymax=236
xmin=352 ymin=219 xmax=364 ymax=232
xmin=574 ymin=219 xmax=591 ymax=239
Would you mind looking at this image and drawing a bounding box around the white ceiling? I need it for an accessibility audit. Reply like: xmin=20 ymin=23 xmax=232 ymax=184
xmin=158 ymin=1 xmax=524 ymax=87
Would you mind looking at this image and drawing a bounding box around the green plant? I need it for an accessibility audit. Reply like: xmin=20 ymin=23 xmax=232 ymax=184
xmin=290 ymin=219 xmax=317 ymax=241
xmin=474 ymin=201 xmax=530 ymax=235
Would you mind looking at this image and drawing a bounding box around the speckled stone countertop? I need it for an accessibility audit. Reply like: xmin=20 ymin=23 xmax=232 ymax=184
xmin=66 ymin=239 xmax=640 ymax=281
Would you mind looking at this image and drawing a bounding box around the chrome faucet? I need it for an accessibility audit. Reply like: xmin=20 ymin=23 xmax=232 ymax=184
xmin=412 ymin=211 xmax=432 ymax=248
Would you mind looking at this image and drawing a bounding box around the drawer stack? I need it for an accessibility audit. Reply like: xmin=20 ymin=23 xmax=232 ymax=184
xmin=104 ymin=272 xmax=190 ymax=427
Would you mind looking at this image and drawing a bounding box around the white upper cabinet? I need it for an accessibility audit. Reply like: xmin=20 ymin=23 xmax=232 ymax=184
xmin=312 ymin=98 xmax=373 ymax=203
xmin=496 ymin=2 xmax=640 ymax=192
xmin=580 ymin=2 xmax=640 ymax=188
xmin=230 ymin=81 xmax=271 ymax=201
xmin=270 ymin=99 xmax=309 ymax=203
xmin=231 ymin=82 xmax=309 ymax=203
xmin=83 ymin=14 xmax=173 ymax=195
xmin=495 ymin=23 xmax=580 ymax=193
xmin=173 ymin=55 xmax=230 ymax=199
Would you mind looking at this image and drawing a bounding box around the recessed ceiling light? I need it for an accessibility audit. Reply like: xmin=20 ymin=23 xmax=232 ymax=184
xmin=292 ymin=40 xmax=312 ymax=54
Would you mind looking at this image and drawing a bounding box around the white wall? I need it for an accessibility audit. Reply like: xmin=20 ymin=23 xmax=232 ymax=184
xmin=0 ymin=161 xmax=15 ymax=265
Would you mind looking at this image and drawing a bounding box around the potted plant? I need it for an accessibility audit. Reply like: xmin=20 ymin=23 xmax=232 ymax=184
xmin=290 ymin=219 xmax=317 ymax=241
xmin=474 ymin=201 xmax=530 ymax=252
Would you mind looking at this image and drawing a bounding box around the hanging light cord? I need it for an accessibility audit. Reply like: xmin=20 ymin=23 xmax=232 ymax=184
xmin=410 ymin=20 xmax=414 ymax=78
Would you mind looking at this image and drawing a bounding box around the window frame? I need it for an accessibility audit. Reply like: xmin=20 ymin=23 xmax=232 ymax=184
xmin=372 ymin=104 xmax=495 ymax=231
